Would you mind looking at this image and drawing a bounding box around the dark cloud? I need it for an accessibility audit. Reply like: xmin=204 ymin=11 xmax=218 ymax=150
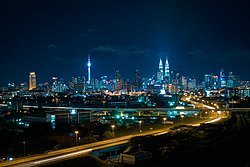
xmin=52 ymin=56 xmax=63 ymax=62
xmin=87 ymin=29 xmax=96 ymax=33
xmin=92 ymin=45 xmax=151 ymax=59
xmin=188 ymin=49 xmax=203 ymax=56
xmin=81 ymin=29 xmax=97 ymax=37
xmin=184 ymin=47 xmax=250 ymax=80
xmin=188 ymin=47 xmax=250 ymax=63
xmin=47 ymin=43 xmax=60 ymax=50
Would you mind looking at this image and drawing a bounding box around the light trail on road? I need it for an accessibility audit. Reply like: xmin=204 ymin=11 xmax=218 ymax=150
xmin=0 ymin=116 xmax=226 ymax=167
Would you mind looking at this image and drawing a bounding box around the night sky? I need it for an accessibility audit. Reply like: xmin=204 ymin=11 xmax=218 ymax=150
xmin=1 ymin=0 xmax=250 ymax=86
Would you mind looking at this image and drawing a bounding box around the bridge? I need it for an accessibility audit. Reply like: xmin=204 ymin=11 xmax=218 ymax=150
xmin=2 ymin=103 xmax=248 ymax=111
xmin=0 ymin=116 xmax=224 ymax=167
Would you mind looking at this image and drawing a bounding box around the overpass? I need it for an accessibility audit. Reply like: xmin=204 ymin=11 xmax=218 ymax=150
xmin=0 ymin=115 xmax=225 ymax=167
xmin=1 ymin=103 xmax=245 ymax=112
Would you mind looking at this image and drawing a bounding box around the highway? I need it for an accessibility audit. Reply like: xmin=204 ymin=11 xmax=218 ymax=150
xmin=0 ymin=116 xmax=223 ymax=167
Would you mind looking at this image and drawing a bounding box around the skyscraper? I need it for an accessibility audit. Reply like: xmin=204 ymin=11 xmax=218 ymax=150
xmin=158 ymin=58 xmax=164 ymax=81
xmin=87 ymin=54 xmax=91 ymax=84
xmin=204 ymin=74 xmax=212 ymax=88
xmin=164 ymin=57 xmax=170 ymax=81
xmin=211 ymin=75 xmax=219 ymax=89
xmin=227 ymin=72 xmax=239 ymax=88
xmin=29 ymin=72 xmax=36 ymax=90
xmin=116 ymin=70 xmax=122 ymax=90
xmin=134 ymin=69 xmax=141 ymax=88
xmin=220 ymin=68 xmax=226 ymax=88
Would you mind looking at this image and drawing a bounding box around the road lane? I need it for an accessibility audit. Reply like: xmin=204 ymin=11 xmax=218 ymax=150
xmin=1 ymin=116 xmax=223 ymax=167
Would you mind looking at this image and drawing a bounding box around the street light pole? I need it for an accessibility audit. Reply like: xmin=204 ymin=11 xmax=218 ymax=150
xmin=74 ymin=131 xmax=79 ymax=146
xmin=194 ymin=113 xmax=198 ymax=119
xmin=139 ymin=121 xmax=142 ymax=133
xmin=23 ymin=141 xmax=26 ymax=156
xmin=181 ymin=115 xmax=184 ymax=123
xmin=163 ymin=117 xmax=167 ymax=127
xmin=111 ymin=125 xmax=115 ymax=136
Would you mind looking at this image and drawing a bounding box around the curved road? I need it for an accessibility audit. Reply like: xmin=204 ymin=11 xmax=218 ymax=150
xmin=0 ymin=116 xmax=223 ymax=167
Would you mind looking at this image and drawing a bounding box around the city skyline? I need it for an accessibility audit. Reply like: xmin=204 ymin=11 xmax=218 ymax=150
xmin=1 ymin=0 xmax=250 ymax=85
xmin=1 ymin=55 xmax=246 ymax=88
xmin=0 ymin=54 xmax=249 ymax=90
xmin=1 ymin=1 xmax=250 ymax=166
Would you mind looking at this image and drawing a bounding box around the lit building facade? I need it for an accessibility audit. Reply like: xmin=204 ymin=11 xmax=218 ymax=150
xmin=164 ymin=57 xmax=170 ymax=82
xmin=29 ymin=72 xmax=36 ymax=90
xmin=87 ymin=54 xmax=91 ymax=84
xmin=204 ymin=74 xmax=212 ymax=89
xmin=220 ymin=68 xmax=226 ymax=88
xmin=158 ymin=58 xmax=164 ymax=81
xmin=116 ymin=70 xmax=122 ymax=90
xmin=227 ymin=72 xmax=239 ymax=88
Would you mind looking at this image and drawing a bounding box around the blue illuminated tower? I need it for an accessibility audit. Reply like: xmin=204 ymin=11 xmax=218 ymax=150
xmin=164 ymin=57 xmax=170 ymax=81
xmin=220 ymin=68 xmax=226 ymax=88
xmin=87 ymin=54 xmax=91 ymax=84
xmin=159 ymin=58 xmax=164 ymax=81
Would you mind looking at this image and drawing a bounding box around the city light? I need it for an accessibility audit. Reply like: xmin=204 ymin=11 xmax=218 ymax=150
xmin=181 ymin=115 xmax=184 ymax=123
xmin=0 ymin=1 xmax=249 ymax=167
xmin=111 ymin=125 xmax=115 ymax=135
xmin=138 ymin=120 xmax=142 ymax=133
xmin=75 ymin=131 xmax=79 ymax=146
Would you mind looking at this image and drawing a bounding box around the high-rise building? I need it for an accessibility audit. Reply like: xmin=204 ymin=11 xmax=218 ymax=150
xmin=211 ymin=75 xmax=219 ymax=89
xmin=227 ymin=72 xmax=239 ymax=88
xmin=204 ymin=74 xmax=212 ymax=88
xmin=29 ymin=72 xmax=36 ymax=90
xmin=164 ymin=57 xmax=170 ymax=82
xmin=87 ymin=54 xmax=91 ymax=84
xmin=52 ymin=82 xmax=69 ymax=93
xmin=158 ymin=58 xmax=164 ymax=81
xmin=20 ymin=82 xmax=28 ymax=91
xmin=169 ymin=70 xmax=179 ymax=94
xmin=70 ymin=76 xmax=85 ymax=92
xmin=116 ymin=70 xmax=122 ymax=90
xmin=156 ymin=70 xmax=162 ymax=84
xmin=220 ymin=68 xmax=226 ymax=88
xmin=181 ymin=76 xmax=188 ymax=91
xmin=134 ymin=69 xmax=141 ymax=88
xmin=188 ymin=77 xmax=197 ymax=90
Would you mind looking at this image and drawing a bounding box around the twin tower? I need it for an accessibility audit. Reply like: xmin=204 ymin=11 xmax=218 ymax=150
xmin=157 ymin=57 xmax=170 ymax=82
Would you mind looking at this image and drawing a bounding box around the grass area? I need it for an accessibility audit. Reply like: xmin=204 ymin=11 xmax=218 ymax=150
xmin=42 ymin=155 xmax=108 ymax=167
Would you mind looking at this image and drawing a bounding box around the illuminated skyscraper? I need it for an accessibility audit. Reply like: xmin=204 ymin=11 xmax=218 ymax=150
xmin=134 ymin=69 xmax=141 ymax=88
xmin=220 ymin=68 xmax=226 ymax=88
xmin=29 ymin=72 xmax=36 ymax=90
xmin=211 ymin=75 xmax=219 ymax=89
xmin=204 ymin=74 xmax=212 ymax=88
xmin=116 ymin=70 xmax=122 ymax=90
xmin=87 ymin=54 xmax=91 ymax=84
xmin=164 ymin=57 xmax=170 ymax=81
xmin=227 ymin=72 xmax=239 ymax=88
xmin=158 ymin=58 xmax=164 ymax=81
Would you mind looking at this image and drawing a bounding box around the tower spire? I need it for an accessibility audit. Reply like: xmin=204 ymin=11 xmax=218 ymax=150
xmin=87 ymin=54 xmax=91 ymax=84
xmin=165 ymin=57 xmax=170 ymax=81
xmin=159 ymin=58 xmax=163 ymax=80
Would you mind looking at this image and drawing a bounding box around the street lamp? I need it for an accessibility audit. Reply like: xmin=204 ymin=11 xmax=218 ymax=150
xmin=194 ymin=113 xmax=198 ymax=118
xmin=23 ymin=141 xmax=26 ymax=156
xmin=74 ymin=131 xmax=79 ymax=146
xmin=181 ymin=115 xmax=184 ymax=123
xmin=163 ymin=117 xmax=167 ymax=126
xmin=138 ymin=120 xmax=142 ymax=133
xmin=111 ymin=125 xmax=115 ymax=136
